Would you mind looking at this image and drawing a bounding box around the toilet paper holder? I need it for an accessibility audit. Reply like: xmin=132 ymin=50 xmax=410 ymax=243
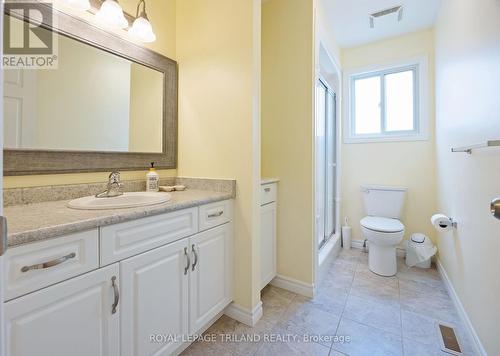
xmin=443 ymin=218 xmax=458 ymax=229
xmin=431 ymin=214 xmax=458 ymax=230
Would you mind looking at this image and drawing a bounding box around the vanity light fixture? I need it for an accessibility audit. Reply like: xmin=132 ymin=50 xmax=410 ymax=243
xmin=59 ymin=0 xmax=156 ymax=43
xmin=95 ymin=0 xmax=129 ymax=29
xmin=129 ymin=0 xmax=156 ymax=43
xmin=60 ymin=0 xmax=91 ymax=11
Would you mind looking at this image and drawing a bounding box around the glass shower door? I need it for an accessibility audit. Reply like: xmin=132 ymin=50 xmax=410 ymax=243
xmin=316 ymin=79 xmax=337 ymax=249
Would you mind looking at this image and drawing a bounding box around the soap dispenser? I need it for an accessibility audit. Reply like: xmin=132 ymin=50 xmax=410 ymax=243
xmin=146 ymin=162 xmax=159 ymax=192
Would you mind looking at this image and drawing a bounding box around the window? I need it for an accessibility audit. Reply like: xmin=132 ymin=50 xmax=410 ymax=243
xmin=345 ymin=59 xmax=428 ymax=143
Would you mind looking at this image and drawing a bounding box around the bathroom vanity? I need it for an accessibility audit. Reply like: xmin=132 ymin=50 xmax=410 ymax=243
xmin=2 ymin=187 xmax=234 ymax=356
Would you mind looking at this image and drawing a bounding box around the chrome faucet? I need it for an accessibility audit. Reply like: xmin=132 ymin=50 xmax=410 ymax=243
xmin=96 ymin=171 xmax=124 ymax=198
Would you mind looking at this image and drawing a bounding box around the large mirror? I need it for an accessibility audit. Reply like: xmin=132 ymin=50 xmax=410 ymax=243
xmin=3 ymin=3 xmax=177 ymax=175
xmin=5 ymin=23 xmax=164 ymax=153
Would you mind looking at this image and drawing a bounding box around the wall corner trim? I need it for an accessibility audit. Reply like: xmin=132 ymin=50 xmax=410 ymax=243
xmin=270 ymin=275 xmax=314 ymax=298
xmin=224 ymin=301 xmax=263 ymax=327
xmin=436 ymin=259 xmax=488 ymax=356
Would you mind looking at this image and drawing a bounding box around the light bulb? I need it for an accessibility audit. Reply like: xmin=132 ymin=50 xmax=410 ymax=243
xmin=129 ymin=16 xmax=156 ymax=43
xmin=60 ymin=0 xmax=91 ymax=11
xmin=95 ymin=0 xmax=128 ymax=29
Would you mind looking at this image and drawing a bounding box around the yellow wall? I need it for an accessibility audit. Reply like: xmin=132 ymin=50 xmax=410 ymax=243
xmin=340 ymin=29 xmax=437 ymax=245
xmin=6 ymin=0 xmax=177 ymax=188
xmin=176 ymin=0 xmax=261 ymax=310
xmin=261 ymin=0 xmax=315 ymax=285
xmin=435 ymin=0 xmax=500 ymax=353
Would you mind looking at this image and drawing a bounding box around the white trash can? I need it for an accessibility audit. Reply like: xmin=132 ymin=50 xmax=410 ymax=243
xmin=406 ymin=233 xmax=436 ymax=268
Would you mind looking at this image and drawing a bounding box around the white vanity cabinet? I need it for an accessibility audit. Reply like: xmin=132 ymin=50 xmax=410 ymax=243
xmin=120 ymin=238 xmax=190 ymax=356
xmin=3 ymin=200 xmax=234 ymax=356
xmin=120 ymin=222 xmax=233 ymax=356
xmin=189 ymin=223 xmax=233 ymax=333
xmin=260 ymin=182 xmax=278 ymax=289
xmin=4 ymin=264 xmax=120 ymax=356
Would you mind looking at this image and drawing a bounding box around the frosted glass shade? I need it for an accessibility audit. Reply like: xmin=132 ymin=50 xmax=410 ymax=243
xmin=95 ymin=0 xmax=128 ymax=29
xmin=129 ymin=16 xmax=156 ymax=43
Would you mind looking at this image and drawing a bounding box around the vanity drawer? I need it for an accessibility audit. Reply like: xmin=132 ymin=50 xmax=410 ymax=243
xmin=4 ymin=229 xmax=99 ymax=301
xmin=100 ymin=208 xmax=198 ymax=265
xmin=199 ymin=200 xmax=232 ymax=231
xmin=261 ymin=183 xmax=277 ymax=205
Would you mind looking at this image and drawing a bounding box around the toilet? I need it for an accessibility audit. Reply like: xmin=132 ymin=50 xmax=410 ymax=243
xmin=360 ymin=185 xmax=407 ymax=276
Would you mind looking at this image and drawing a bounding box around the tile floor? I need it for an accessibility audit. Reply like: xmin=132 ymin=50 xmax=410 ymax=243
xmin=182 ymin=248 xmax=476 ymax=356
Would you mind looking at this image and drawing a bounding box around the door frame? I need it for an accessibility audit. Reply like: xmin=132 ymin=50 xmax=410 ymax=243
xmin=1 ymin=1 xmax=6 ymax=355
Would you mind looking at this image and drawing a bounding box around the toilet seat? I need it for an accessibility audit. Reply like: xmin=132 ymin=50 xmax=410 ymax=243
xmin=360 ymin=216 xmax=404 ymax=233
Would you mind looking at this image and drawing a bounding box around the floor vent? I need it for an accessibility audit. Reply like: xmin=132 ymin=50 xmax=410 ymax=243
xmin=437 ymin=323 xmax=463 ymax=355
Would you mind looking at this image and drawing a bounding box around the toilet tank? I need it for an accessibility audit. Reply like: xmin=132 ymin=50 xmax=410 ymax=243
xmin=362 ymin=185 xmax=407 ymax=219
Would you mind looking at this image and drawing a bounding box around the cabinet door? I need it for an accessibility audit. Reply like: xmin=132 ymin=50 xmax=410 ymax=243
xmin=261 ymin=202 xmax=277 ymax=289
xmin=4 ymin=264 xmax=120 ymax=356
xmin=189 ymin=223 xmax=233 ymax=334
xmin=120 ymin=238 xmax=189 ymax=356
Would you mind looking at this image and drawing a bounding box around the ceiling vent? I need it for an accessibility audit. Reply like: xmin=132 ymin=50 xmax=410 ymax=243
xmin=369 ymin=5 xmax=404 ymax=28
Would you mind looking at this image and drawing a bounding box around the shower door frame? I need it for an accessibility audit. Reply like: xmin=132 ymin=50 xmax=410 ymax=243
xmin=316 ymin=78 xmax=338 ymax=250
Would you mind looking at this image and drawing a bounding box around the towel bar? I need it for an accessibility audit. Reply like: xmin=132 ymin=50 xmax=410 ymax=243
xmin=451 ymin=140 xmax=500 ymax=154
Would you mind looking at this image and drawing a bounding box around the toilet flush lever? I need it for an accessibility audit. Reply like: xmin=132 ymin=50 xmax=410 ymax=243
xmin=491 ymin=197 xmax=500 ymax=220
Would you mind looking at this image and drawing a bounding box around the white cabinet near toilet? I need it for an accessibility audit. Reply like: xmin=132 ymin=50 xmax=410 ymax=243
xmin=260 ymin=181 xmax=278 ymax=289
xmin=120 ymin=238 xmax=189 ymax=356
xmin=4 ymin=264 xmax=120 ymax=356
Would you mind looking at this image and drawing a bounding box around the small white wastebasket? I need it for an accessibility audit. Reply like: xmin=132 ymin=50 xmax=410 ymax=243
xmin=406 ymin=233 xmax=435 ymax=269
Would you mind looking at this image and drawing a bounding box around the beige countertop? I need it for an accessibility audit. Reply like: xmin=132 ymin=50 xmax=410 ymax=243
xmin=6 ymin=189 xmax=233 ymax=248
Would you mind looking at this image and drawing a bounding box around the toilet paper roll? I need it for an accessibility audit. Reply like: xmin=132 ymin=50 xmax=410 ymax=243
xmin=431 ymin=214 xmax=453 ymax=231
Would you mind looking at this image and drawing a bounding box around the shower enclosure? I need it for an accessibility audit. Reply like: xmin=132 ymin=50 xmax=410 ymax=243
xmin=315 ymin=79 xmax=337 ymax=249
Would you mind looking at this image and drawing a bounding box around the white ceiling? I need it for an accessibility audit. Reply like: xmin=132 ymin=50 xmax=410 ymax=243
xmin=323 ymin=0 xmax=442 ymax=48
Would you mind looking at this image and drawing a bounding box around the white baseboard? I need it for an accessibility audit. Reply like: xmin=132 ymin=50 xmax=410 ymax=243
xmin=224 ymin=301 xmax=263 ymax=327
xmin=436 ymin=259 xmax=487 ymax=356
xmin=351 ymin=239 xmax=365 ymax=250
xmin=351 ymin=239 xmax=406 ymax=257
xmin=270 ymin=274 xmax=314 ymax=298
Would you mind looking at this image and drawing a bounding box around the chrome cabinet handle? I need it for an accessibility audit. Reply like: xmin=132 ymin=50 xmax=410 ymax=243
xmin=184 ymin=247 xmax=190 ymax=275
xmin=208 ymin=211 xmax=224 ymax=218
xmin=21 ymin=252 xmax=76 ymax=273
xmin=191 ymin=244 xmax=198 ymax=271
xmin=491 ymin=197 xmax=500 ymax=220
xmin=111 ymin=276 xmax=119 ymax=315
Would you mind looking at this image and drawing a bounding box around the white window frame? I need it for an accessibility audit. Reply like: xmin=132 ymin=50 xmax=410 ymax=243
xmin=343 ymin=57 xmax=429 ymax=143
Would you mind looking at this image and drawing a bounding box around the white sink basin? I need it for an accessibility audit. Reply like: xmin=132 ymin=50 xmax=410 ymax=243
xmin=67 ymin=192 xmax=172 ymax=210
